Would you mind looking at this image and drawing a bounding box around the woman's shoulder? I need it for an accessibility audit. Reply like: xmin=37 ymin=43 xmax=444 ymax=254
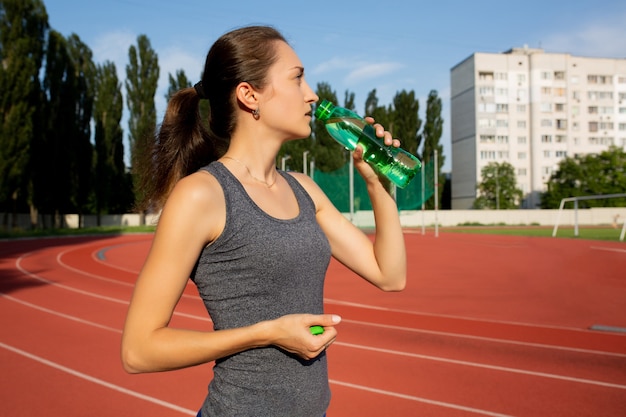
xmin=157 ymin=169 xmax=226 ymax=243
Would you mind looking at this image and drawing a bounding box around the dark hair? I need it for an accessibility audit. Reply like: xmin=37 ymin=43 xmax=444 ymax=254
xmin=138 ymin=25 xmax=287 ymax=212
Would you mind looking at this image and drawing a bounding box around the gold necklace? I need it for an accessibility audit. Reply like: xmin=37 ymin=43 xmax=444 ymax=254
xmin=222 ymin=156 xmax=278 ymax=188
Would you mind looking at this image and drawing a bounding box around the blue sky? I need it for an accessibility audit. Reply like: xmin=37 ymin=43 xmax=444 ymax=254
xmin=45 ymin=0 xmax=626 ymax=171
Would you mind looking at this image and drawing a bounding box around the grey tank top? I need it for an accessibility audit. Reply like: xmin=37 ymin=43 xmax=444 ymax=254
xmin=192 ymin=162 xmax=332 ymax=417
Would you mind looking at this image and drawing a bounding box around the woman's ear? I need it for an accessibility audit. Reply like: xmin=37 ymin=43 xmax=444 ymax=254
xmin=235 ymin=82 xmax=259 ymax=112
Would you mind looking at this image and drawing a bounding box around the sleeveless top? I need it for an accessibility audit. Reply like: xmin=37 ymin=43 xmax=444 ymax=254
xmin=192 ymin=162 xmax=332 ymax=417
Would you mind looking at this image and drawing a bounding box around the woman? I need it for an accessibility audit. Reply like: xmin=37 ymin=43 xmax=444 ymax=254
xmin=121 ymin=25 xmax=407 ymax=417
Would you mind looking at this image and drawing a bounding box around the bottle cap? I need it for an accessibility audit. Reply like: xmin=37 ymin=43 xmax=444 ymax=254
xmin=314 ymin=100 xmax=334 ymax=121
xmin=309 ymin=325 xmax=325 ymax=335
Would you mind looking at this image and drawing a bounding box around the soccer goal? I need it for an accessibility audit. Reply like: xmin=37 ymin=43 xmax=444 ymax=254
xmin=552 ymin=193 xmax=626 ymax=241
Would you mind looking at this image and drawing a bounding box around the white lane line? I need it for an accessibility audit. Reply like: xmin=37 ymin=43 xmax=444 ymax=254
xmin=1 ymin=293 xmax=121 ymax=333
xmin=335 ymin=341 xmax=626 ymax=390
xmin=325 ymin=298 xmax=595 ymax=332
xmin=343 ymin=318 xmax=626 ymax=358
xmin=329 ymin=379 xmax=514 ymax=417
xmin=0 ymin=342 xmax=197 ymax=416
xmin=590 ymin=246 xmax=626 ymax=254
xmin=14 ymin=255 xmax=210 ymax=322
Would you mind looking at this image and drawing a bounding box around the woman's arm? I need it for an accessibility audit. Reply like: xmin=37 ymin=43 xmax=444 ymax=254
xmin=294 ymin=121 xmax=407 ymax=292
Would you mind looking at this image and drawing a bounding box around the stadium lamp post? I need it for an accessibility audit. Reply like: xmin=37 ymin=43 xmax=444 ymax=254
xmin=303 ymin=151 xmax=309 ymax=176
xmin=281 ymin=155 xmax=291 ymax=171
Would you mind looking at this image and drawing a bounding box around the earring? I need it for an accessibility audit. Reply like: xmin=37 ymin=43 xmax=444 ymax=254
xmin=252 ymin=108 xmax=260 ymax=120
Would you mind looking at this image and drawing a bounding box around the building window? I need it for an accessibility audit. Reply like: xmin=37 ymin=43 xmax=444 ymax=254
xmin=541 ymin=103 xmax=552 ymax=112
xmin=518 ymin=168 xmax=527 ymax=176
xmin=619 ymin=123 xmax=626 ymax=131
xmin=517 ymin=120 xmax=527 ymax=128
xmin=480 ymin=135 xmax=495 ymax=143
xmin=517 ymin=74 xmax=526 ymax=83
xmin=589 ymin=137 xmax=614 ymax=145
xmin=556 ymin=151 xmax=567 ymax=158
xmin=497 ymin=135 xmax=509 ymax=144
xmin=555 ymin=135 xmax=567 ymax=143
xmin=479 ymin=86 xmax=494 ymax=96
xmin=517 ymin=136 xmax=527 ymax=144
xmin=496 ymin=88 xmax=508 ymax=96
xmin=541 ymin=87 xmax=552 ymax=95
xmin=588 ymin=106 xmax=598 ymax=114
xmin=589 ymin=122 xmax=598 ymax=132
xmin=544 ymin=150 xmax=551 ymax=158
xmin=541 ymin=119 xmax=553 ymax=127
xmin=517 ymin=104 xmax=526 ymax=112
xmin=496 ymin=119 xmax=509 ymax=128
xmin=599 ymin=106 xmax=614 ymax=114
xmin=478 ymin=103 xmax=496 ymax=113
xmin=479 ymin=71 xmax=494 ymax=81
xmin=541 ymin=71 xmax=552 ymax=80
xmin=600 ymin=122 xmax=614 ymax=130
xmin=498 ymin=151 xmax=509 ymax=158
xmin=495 ymin=72 xmax=508 ymax=80
xmin=556 ymin=119 xmax=567 ymax=130
xmin=554 ymin=71 xmax=565 ymax=80
xmin=571 ymin=75 xmax=579 ymax=84
xmin=478 ymin=118 xmax=496 ymax=127
xmin=555 ymin=103 xmax=566 ymax=112
xmin=480 ymin=150 xmax=496 ymax=159
xmin=518 ymin=152 xmax=527 ymax=159
xmin=541 ymin=135 xmax=553 ymax=143
xmin=496 ymin=104 xmax=509 ymax=113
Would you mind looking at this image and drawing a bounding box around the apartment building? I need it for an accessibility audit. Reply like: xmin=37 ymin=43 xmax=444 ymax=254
xmin=450 ymin=47 xmax=626 ymax=209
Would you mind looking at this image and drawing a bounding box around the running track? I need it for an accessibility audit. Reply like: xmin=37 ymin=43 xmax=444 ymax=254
xmin=1 ymin=232 xmax=625 ymax=416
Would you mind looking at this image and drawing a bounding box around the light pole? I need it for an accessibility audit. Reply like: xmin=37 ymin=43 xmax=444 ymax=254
xmin=281 ymin=155 xmax=291 ymax=171
xmin=302 ymin=151 xmax=309 ymax=176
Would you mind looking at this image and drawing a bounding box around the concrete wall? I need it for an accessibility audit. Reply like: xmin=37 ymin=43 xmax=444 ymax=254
xmin=2 ymin=208 xmax=625 ymax=231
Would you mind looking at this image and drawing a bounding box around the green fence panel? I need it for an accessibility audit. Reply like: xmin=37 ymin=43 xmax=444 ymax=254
xmin=313 ymin=159 xmax=436 ymax=212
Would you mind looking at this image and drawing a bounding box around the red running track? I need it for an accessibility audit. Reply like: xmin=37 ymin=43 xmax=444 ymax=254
xmin=1 ymin=232 xmax=625 ymax=416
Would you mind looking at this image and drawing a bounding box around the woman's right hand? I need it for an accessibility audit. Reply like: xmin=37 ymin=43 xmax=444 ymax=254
xmin=265 ymin=314 xmax=341 ymax=360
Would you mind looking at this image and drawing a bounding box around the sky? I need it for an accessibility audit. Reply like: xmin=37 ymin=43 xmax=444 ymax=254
xmin=45 ymin=0 xmax=626 ymax=171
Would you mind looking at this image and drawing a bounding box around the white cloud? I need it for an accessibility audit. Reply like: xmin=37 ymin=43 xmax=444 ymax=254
xmin=312 ymin=57 xmax=403 ymax=85
xmin=91 ymin=29 xmax=137 ymax=80
xmin=346 ymin=62 xmax=404 ymax=84
xmin=542 ymin=12 xmax=626 ymax=58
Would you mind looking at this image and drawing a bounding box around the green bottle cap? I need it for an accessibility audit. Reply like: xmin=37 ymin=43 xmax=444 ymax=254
xmin=314 ymin=100 xmax=334 ymax=121
xmin=309 ymin=325 xmax=325 ymax=335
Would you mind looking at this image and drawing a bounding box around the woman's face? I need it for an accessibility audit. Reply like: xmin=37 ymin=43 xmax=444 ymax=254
xmin=257 ymin=41 xmax=319 ymax=140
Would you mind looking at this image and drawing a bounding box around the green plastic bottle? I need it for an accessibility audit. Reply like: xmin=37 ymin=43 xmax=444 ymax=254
xmin=314 ymin=100 xmax=421 ymax=188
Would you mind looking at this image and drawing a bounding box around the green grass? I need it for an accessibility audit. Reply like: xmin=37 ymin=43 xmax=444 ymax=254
xmin=0 ymin=225 xmax=156 ymax=240
xmin=1 ymin=223 xmax=623 ymax=242
xmin=441 ymin=225 xmax=625 ymax=242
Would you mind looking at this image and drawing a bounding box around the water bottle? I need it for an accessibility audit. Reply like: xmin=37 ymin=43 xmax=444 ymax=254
xmin=314 ymin=100 xmax=421 ymax=188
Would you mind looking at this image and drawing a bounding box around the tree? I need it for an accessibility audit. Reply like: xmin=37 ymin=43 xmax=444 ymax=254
xmin=419 ymin=90 xmax=444 ymax=209
xmin=94 ymin=61 xmax=132 ymax=222
xmin=165 ymin=69 xmax=191 ymax=101
xmin=364 ymin=89 xmax=391 ymax=129
xmin=389 ymin=90 xmax=420 ymax=156
xmin=311 ymin=82 xmax=344 ymax=172
xmin=126 ymin=34 xmax=159 ymax=213
xmin=66 ymin=34 xmax=96 ymax=223
xmin=473 ymin=162 xmax=523 ymax=209
xmin=541 ymin=146 xmax=626 ymax=208
xmin=0 ymin=0 xmax=48 ymax=226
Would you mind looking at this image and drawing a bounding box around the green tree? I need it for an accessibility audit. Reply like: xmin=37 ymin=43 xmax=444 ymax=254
xmin=311 ymin=82 xmax=343 ymax=172
xmin=364 ymin=89 xmax=391 ymax=128
xmin=66 ymin=34 xmax=96 ymax=222
xmin=0 ymin=0 xmax=48 ymax=226
xmin=541 ymin=146 xmax=626 ymax=208
xmin=126 ymin=34 xmax=159 ymax=214
xmin=389 ymin=90 xmax=420 ymax=156
xmin=37 ymin=31 xmax=95 ymax=227
xmin=165 ymin=69 xmax=191 ymax=100
xmin=94 ymin=61 xmax=131 ymax=221
xmin=473 ymin=162 xmax=523 ymax=209
xmin=419 ymin=90 xmax=444 ymax=209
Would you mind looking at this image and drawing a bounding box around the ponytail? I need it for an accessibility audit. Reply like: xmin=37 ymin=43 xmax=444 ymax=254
xmin=137 ymin=87 xmax=226 ymax=212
